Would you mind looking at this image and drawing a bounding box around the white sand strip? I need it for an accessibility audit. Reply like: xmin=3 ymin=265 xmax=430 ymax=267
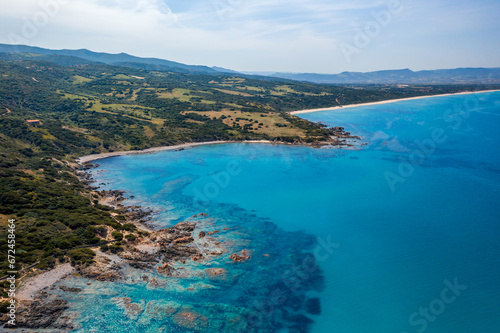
xmin=289 ymin=89 xmax=500 ymax=115
xmin=77 ymin=140 xmax=273 ymax=164
xmin=16 ymin=263 xmax=75 ymax=300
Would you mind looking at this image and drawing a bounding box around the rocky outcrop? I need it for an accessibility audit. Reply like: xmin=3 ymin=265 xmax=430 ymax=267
xmin=6 ymin=218 xmax=239 ymax=331
xmin=173 ymin=236 xmax=195 ymax=244
xmin=192 ymin=253 xmax=204 ymax=261
xmin=162 ymin=245 xmax=200 ymax=261
xmin=75 ymin=220 xmax=205 ymax=285
xmin=148 ymin=222 xmax=197 ymax=247
xmin=331 ymin=126 xmax=361 ymax=140
xmin=128 ymin=259 xmax=156 ymax=270
xmin=78 ymin=262 xmax=123 ymax=281
xmin=156 ymin=263 xmax=176 ymax=276
xmin=173 ymin=221 xmax=196 ymax=232
xmin=136 ymin=221 xmax=205 ymax=263
xmin=7 ymin=293 xmax=75 ymax=330
xmin=120 ymin=252 xmax=159 ymax=270
xmin=230 ymin=249 xmax=251 ymax=262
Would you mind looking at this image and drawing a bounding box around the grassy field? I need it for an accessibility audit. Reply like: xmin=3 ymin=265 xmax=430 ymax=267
xmin=70 ymin=75 xmax=92 ymax=84
xmin=156 ymin=88 xmax=217 ymax=105
xmin=215 ymin=88 xmax=253 ymax=97
xmin=58 ymin=92 xmax=158 ymax=122
xmin=112 ymin=74 xmax=133 ymax=80
xmin=156 ymin=88 xmax=192 ymax=101
xmin=184 ymin=110 xmax=305 ymax=137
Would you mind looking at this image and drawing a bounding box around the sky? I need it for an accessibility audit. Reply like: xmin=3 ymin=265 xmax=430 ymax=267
xmin=0 ymin=0 xmax=499 ymax=73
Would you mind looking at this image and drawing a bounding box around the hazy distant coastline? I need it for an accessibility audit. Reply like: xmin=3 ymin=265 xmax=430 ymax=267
xmin=289 ymin=89 xmax=500 ymax=115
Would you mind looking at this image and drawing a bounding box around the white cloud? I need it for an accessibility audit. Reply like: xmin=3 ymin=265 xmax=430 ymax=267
xmin=0 ymin=0 xmax=499 ymax=72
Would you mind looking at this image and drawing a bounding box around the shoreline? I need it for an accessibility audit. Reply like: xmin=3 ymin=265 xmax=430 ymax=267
xmin=77 ymin=89 xmax=500 ymax=164
xmin=288 ymin=89 xmax=500 ymax=115
xmin=77 ymin=140 xmax=275 ymax=164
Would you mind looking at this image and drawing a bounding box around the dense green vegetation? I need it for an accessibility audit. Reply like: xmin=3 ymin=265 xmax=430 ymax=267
xmin=0 ymin=54 xmax=498 ymax=298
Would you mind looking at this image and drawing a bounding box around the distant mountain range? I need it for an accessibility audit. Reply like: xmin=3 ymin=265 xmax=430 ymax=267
xmin=270 ymin=68 xmax=500 ymax=84
xmin=0 ymin=43 xmax=235 ymax=75
xmin=1 ymin=43 xmax=499 ymax=84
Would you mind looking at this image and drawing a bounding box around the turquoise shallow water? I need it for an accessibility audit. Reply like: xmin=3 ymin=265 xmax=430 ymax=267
xmin=68 ymin=91 xmax=500 ymax=332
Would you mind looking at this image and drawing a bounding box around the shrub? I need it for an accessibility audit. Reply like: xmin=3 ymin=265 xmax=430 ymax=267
xmin=125 ymin=234 xmax=137 ymax=242
xmin=109 ymin=245 xmax=123 ymax=253
xmin=68 ymin=248 xmax=95 ymax=265
xmin=105 ymin=220 xmax=122 ymax=230
xmin=122 ymin=223 xmax=136 ymax=231
xmin=0 ymin=301 xmax=9 ymax=314
xmin=111 ymin=231 xmax=123 ymax=240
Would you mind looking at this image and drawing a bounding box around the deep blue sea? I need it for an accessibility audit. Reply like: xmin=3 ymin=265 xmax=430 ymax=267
xmin=65 ymin=91 xmax=500 ymax=332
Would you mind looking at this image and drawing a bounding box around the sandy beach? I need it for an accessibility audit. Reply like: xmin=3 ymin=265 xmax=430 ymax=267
xmin=77 ymin=140 xmax=274 ymax=164
xmin=17 ymin=263 xmax=75 ymax=300
xmin=77 ymin=89 xmax=500 ymax=164
xmin=289 ymin=89 xmax=500 ymax=115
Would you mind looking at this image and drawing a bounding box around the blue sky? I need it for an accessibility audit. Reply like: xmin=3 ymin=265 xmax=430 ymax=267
xmin=1 ymin=0 xmax=499 ymax=73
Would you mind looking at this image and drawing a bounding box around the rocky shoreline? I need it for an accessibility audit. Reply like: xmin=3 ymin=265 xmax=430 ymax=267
xmin=3 ymin=167 xmax=264 ymax=331
xmin=5 ymin=202 xmax=325 ymax=332
xmin=3 ymin=141 xmax=330 ymax=332
xmin=4 ymin=210 xmax=245 ymax=330
xmin=0 ymin=166 xmax=156 ymax=330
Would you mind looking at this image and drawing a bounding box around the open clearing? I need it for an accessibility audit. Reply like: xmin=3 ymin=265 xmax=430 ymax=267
xmin=184 ymin=110 xmax=305 ymax=137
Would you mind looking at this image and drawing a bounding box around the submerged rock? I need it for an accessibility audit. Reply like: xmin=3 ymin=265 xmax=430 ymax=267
xmin=112 ymin=297 xmax=144 ymax=320
xmin=185 ymin=282 xmax=219 ymax=292
xmin=287 ymin=313 xmax=314 ymax=332
xmin=144 ymin=300 xmax=181 ymax=319
xmin=59 ymin=285 xmax=82 ymax=293
xmin=172 ymin=307 xmax=209 ymax=331
xmin=205 ymin=268 xmax=227 ymax=281
xmin=147 ymin=278 xmax=167 ymax=289
xmin=305 ymin=298 xmax=321 ymax=315
xmin=223 ymin=312 xmax=249 ymax=332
